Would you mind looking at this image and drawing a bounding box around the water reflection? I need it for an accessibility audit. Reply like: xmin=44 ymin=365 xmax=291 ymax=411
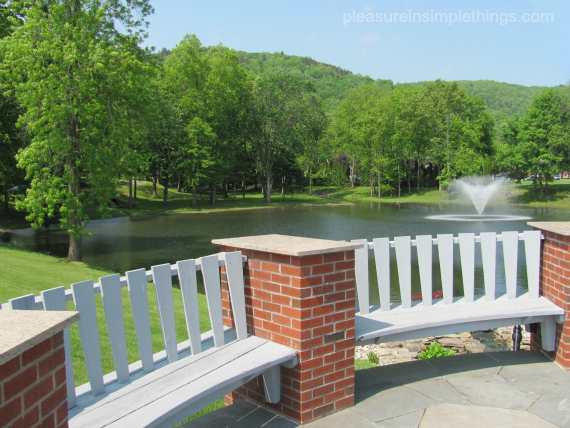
xmin=5 ymin=202 xmax=568 ymax=303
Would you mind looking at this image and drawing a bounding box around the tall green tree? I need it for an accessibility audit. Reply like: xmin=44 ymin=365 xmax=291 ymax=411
xmin=251 ymin=72 xmax=317 ymax=203
xmin=1 ymin=0 xmax=154 ymax=260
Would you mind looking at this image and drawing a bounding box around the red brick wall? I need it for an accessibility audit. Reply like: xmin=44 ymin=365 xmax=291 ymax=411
xmin=0 ymin=331 xmax=69 ymax=428
xmin=219 ymin=247 xmax=356 ymax=424
xmin=530 ymin=229 xmax=570 ymax=369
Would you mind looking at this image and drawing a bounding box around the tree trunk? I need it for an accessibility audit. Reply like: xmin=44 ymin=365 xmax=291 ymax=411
xmin=177 ymin=177 xmax=181 ymax=192
xmin=152 ymin=172 xmax=158 ymax=199
xmin=162 ymin=178 xmax=168 ymax=205
xmin=309 ymin=167 xmax=312 ymax=196
xmin=222 ymin=181 xmax=228 ymax=198
xmin=3 ymin=188 xmax=9 ymax=213
xmin=398 ymin=162 xmax=401 ymax=198
xmin=67 ymin=118 xmax=82 ymax=261
xmin=539 ymin=175 xmax=544 ymax=197
xmin=370 ymin=169 xmax=374 ymax=197
xmin=446 ymin=114 xmax=451 ymax=201
xmin=265 ymin=167 xmax=272 ymax=203
xmin=233 ymin=181 xmax=237 ymax=201
xmin=128 ymin=178 xmax=133 ymax=209
xmin=134 ymin=179 xmax=137 ymax=199
xmin=192 ymin=187 xmax=197 ymax=208
xmin=242 ymin=181 xmax=246 ymax=199
xmin=416 ymin=159 xmax=420 ymax=193
xmin=378 ymin=171 xmax=382 ymax=198
xmin=350 ymin=157 xmax=355 ymax=189
xmin=407 ymin=167 xmax=411 ymax=194
xmin=210 ymin=183 xmax=216 ymax=206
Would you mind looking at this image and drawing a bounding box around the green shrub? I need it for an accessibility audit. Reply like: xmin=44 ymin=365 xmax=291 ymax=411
xmin=367 ymin=351 xmax=380 ymax=365
xmin=418 ymin=342 xmax=456 ymax=359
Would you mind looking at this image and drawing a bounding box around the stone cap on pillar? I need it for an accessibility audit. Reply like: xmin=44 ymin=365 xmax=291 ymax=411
xmin=528 ymin=222 xmax=570 ymax=236
xmin=0 ymin=310 xmax=79 ymax=365
xmin=212 ymin=234 xmax=363 ymax=257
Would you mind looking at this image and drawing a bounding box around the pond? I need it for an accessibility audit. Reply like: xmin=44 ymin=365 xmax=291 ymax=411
xmin=4 ymin=201 xmax=567 ymax=304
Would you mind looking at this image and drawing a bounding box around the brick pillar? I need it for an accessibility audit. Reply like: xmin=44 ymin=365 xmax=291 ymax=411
xmin=528 ymin=222 xmax=570 ymax=369
xmin=1 ymin=332 xmax=69 ymax=427
xmin=213 ymin=234 xmax=361 ymax=424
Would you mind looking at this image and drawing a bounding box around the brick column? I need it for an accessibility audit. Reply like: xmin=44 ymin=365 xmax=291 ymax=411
xmin=1 ymin=310 xmax=79 ymax=428
xmin=528 ymin=222 xmax=570 ymax=369
xmin=213 ymin=234 xmax=362 ymax=425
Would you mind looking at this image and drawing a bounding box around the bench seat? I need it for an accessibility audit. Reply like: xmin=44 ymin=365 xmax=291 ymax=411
xmin=69 ymin=335 xmax=297 ymax=428
xmin=355 ymin=293 xmax=565 ymax=348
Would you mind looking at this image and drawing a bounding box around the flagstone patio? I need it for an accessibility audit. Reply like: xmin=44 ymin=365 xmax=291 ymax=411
xmin=184 ymin=351 xmax=570 ymax=428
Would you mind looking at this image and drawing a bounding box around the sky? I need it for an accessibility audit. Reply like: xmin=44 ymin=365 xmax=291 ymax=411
xmin=143 ymin=0 xmax=570 ymax=87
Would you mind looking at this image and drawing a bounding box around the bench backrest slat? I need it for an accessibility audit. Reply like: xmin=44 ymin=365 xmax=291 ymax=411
xmin=71 ymin=280 xmax=105 ymax=396
xmin=200 ymin=255 xmax=225 ymax=347
xmin=481 ymin=232 xmax=497 ymax=301
xmin=373 ymin=238 xmax=390 ymax=311
xmin=503 ymin=231 xmax=519 ymax=299
xmin=152 ymin=264 xmax=179 ymax=364
xmin=524 ymin=230 xmax=541 ymax=299
xmin=8 ymin=293 xmax=36 ymax=310
xmin=126 ymin=268 xmax=155 ymax=374
xmin=177 ymin=259 xmax=202 ymax=355
xmin=459 ymin=233 xmax=476 ymax=303
xmin=223 ymin=252 xmax=248 ymax=340
xmin=437 ymin=234 xmax=455 ymax=304
xmin=352 ymin=239 xmax=370 ymax=315
xmin=416 ymin=235 xmax=433 ymax=307
xmin=41 ymin=286 xmax=76 ymax=409
xmin=394 ymin=236 xmax=412 ymax=309
xmin=99 ymin=274 xmax=130 ymax=383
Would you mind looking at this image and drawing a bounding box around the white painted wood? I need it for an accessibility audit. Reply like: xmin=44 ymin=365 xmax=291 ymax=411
xmin=41 ymin=286 xmax=76 ymax=409
xmin=99 ymin=274 xmax=129 ymax=383
xmin=71 ymin=280 xmax=104 ymax=396
xmin=152 ymin=264 xmax=178 ymax=364
xmin=459 ymin=233 xmax=476 ymax=303
xmin=8 ymin=294 xmax=36 ymax=310
xmin=200 ymin=255 xmax=225 ymax=347
xmin=373 ymin=238 xmax=390 ymax=312
xmin=355 ymin=294 xmax=564 ymax=345
xmin=176 ymin=259 xmax=202 ymax=355
xmin=352 ymin=239 xmax=370 ymax=314
xmin=416 ymin=235 xmax=433 ymax=307
xmin=222 ymin=252 xmax=248 ymax=340
xmin=126 ymin=269 xmax=155 ymax=374
xmin=262 ymin=365 xmax=281 ymax=404
xmin=69 ymin=336 xmax=296 ymax=428
xmin=394 ymin=236 xmax=412 ymax=309
xmin=503 ymin=231 xmax=519 ymax=299
xmin=524 ymin=230 xmax=542 ymax=299
xmin=480 ymin=232 xmax=497 ymax=301
xmin=437 ymin=234 xmax=454 ymax=304
xmin=540 ymin=318 xmax=556 ymax=352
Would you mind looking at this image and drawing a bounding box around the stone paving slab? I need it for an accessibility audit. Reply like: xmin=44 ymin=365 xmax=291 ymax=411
xmin=405 ymin=378 xmax=471 ymax=405
xmin=529 ymin=395 xmax=570 ymax=427
xmin=189 ymin=352 xmax=570 ymax=428
xmin=419 ymin=403 xmax=558 ymax=428
xmin=446 ymin=374 xmax=540 ymax=410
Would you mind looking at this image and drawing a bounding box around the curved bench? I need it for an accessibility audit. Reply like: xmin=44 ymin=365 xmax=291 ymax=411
xmin=352 ymin=231 xmax=565 ymax=350
xmin=4 ymin=251 xmax=297 ymax=428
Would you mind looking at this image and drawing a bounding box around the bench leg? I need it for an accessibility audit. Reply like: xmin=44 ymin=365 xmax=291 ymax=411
xmin=263 ymin=365 xmax=281 ymax=404
xmin=512 ymin=325 xmax=522 ymax=351
xmin=540 ymin=318 xmax=556 ymax=352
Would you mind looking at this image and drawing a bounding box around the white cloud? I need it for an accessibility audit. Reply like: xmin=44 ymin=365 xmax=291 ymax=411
xmin=360 ymin=32 xmax=381 ymax=45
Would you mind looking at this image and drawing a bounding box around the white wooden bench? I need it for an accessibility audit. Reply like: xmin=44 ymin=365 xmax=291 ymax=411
xmin=3 ymin=252 xmax=297 ymax=428
xmin=352 ymin=231 xmax=565 ymax=350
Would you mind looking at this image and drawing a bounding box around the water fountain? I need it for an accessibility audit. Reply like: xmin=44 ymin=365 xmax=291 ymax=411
xmin=428 ymin=177 xmax=532 ymax=221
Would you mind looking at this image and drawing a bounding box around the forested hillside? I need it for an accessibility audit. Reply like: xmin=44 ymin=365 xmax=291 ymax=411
xmin=237 ymin=51 xmax=550 ymax=122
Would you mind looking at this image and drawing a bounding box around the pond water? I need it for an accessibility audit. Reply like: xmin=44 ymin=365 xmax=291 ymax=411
xmin=4 ymin=202 xmax=567 ymax=304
